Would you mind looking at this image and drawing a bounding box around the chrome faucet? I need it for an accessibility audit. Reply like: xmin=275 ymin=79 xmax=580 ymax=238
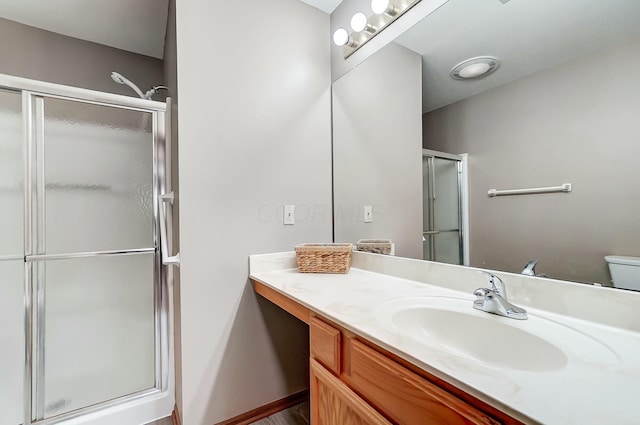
xmin=521 ymin=259 xmax=538 ymax=276
xmin=473 ymin=271 xmax=528 ymax=320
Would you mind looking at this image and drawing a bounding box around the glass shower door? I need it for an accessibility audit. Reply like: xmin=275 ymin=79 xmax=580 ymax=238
xmin=423 ymin=155 xmax=463 ymax=264
xmin=0 ymin=89 xmax=25 ymax=425
xmin=26 ymin=96 xmax=158 ymax=420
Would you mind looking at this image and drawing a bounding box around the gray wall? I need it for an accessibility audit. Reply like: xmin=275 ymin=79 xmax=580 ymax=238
xmin=175 ymin=0 xmax=332 ymax=424
xmin=333 ymin=43 xmax=423 ymax=259
xmin=423 ymin=36 xmax=640 ymax=284
xmin=0 ymin=17 xmax=163 ymax=97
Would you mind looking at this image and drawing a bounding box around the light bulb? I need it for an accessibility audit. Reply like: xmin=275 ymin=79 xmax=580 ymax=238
xmin=371 ymin=0 xmax=390 ymax=14
xmin=350 ymin=12 xmax=368 ymax=32
xmin=333 ymin=28 xmax=349 ymax=46
xmin=458 ymin=63 xmax=491 ymax=79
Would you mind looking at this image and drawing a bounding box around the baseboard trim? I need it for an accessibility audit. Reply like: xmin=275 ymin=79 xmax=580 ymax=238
xmin=215 ymin=389 xmax=309 ymax=425
xmin=172 ymin=406 xmax=182 ymax=425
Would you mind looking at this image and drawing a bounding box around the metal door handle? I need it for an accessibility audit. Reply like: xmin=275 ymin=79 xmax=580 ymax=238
xmin=159 ymin=192 xmax=180 ymax=266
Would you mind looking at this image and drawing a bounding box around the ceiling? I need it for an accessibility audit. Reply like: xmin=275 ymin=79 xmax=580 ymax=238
xmin=394 ymin=0 xmax=640 ymax=112
xmin=0 ymin=0 xmax=169 ymax=59
xmin=298 ymin=0 xmax=343 ymax=13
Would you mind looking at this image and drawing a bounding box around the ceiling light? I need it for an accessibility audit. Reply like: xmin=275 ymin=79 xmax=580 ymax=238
xmin=451 ymin=57 xmax=499 ymax=80
xmin=351 ymin=13 xmax=368 ymax=32
xmin=333 ymin=28 xmax=350 ymax=46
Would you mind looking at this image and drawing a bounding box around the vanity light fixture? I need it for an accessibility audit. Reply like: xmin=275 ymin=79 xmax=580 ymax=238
xmin=338 ymin=0 xmax=422 ymax=58
xmin=451 ymin=56 xmax=499 ymax=80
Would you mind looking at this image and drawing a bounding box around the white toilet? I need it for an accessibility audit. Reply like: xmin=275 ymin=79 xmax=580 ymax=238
xmin=605 ymin=256 xmax=640 ymax=291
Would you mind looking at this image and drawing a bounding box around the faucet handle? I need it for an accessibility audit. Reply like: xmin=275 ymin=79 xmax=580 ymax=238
xmin=479 ymin=271 xmax=505 ymax=297
xmin=473 ymin=287 xmax=490 ymax=308
xmin=474 ymin=288 xmax=489 ymax=298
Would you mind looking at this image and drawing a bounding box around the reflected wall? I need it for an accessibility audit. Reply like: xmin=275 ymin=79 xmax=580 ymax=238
xmin=333 ymin=43 xmax=423 ymax=258
xmin=423 ymin=36 xmax=640 ymax=284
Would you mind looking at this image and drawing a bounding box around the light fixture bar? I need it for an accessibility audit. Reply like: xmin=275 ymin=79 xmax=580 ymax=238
xmin=342 ymin=0 xmax=422 ymax=59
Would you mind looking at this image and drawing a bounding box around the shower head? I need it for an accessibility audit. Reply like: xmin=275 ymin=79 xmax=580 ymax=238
xmin=110 ymin=71 xmax=146 ymax=100
xmin=110 ymin=71 xmax=126 ymax=84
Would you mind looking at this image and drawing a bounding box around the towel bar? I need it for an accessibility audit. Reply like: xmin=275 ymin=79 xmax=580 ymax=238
xmin=488 ymin=183 xmax=572 ymax=197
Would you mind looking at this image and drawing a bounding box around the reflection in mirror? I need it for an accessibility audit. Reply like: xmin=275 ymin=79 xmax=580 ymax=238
xmin=422 ymin=150 xmax=465 ymax=265
xmin=332 ymin=0 xmax=640 ymax=288
xmin=333 ymin=42 xmax=423 ymax=259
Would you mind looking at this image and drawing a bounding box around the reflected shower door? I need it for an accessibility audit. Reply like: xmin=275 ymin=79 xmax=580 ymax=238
xmin=0 ymin=89 xmax=24 ymax=425
xmin=27 ymin=96 xmax=158 ymax=420
xmin=423 ymin=155 xmax=463 ymax=264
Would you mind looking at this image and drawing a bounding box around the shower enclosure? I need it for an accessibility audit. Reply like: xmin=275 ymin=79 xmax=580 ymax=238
xmin=422 ymin=149 xmax=468 ymax=265
xmin=0 ymin=74 xmax=175 ymax=425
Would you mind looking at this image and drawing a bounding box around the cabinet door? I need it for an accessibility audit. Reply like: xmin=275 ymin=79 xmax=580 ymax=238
xmin=310 ymin=359 xmax=391 ymax=425
xmin=347 ymin=339 xmax=500 ymax=425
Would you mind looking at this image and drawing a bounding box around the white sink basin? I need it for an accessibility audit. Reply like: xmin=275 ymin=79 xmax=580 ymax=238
xmin=376 ymin=296 xmax=618 ymax=372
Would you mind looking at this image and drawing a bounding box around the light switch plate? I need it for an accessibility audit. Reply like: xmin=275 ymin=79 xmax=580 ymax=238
xmin=364 ymin=205 xmax=373 ymax=223
xmin=284 ymin=205 xmax=295 ymax=225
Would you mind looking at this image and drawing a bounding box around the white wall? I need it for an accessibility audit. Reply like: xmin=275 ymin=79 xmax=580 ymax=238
xmin=333 ymin=42 xmax=423 ymax=258
xmin=423 ymin=36 xmax=640 ymax=284
xmin=175 ymin=0 xmax=332 ymax=424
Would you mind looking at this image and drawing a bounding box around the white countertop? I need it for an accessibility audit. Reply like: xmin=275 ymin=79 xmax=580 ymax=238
xmin=249 ymin=251 xmax=640 ymax=425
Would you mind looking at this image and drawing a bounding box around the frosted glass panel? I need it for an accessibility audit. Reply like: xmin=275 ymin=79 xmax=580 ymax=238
xmin=435 ymin=231 xmax=461 ymax=265
xmin=433 ymin=158 xmax=460 ymax=231
xmin=43 ymin=99 xmax=154 ymax=253
xmin=0 ymin=261 xmax=24 ymax=425
xmin=422 ymin=237 xmax=431 ymax=261
xmin=42 ymin=254 xmax=155 ymax=418
xmin=423 ymin=157 xmax=462 ymax=263
xmin=0 ymin=90 xmax=23 ymax=256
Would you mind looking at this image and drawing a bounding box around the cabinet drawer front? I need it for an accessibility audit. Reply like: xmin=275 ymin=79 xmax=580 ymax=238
xmin=348 ymin=339 xmax=500 ymax=425
xmin=311 ymin=359 xmax=392 ymax=425
xmin=310 ymin=317 xmax=341 ymax=374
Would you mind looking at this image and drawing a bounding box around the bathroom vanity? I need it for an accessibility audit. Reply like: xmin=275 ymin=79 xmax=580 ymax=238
xmin=249 ymin=251 xmax=640 ymax=425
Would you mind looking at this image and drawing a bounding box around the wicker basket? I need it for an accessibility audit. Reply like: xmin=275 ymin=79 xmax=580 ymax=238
xmin=356 ymin=239 xmax=392 ymax=255
xmin=295 ymin=243 xmax=353 ymax=274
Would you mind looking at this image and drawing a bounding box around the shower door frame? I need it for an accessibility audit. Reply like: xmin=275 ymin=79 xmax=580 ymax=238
xmin=422 ymin=149 xmax=470 ymax=266
xmin=0 ymin=73 xmax=174 ymax=425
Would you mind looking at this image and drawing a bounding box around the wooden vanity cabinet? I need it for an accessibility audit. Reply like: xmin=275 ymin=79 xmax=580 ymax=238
xmin=310 ymin=315 xmax=504 ymax=425
xmin=252 ymin=281 xmax=522 ymax=425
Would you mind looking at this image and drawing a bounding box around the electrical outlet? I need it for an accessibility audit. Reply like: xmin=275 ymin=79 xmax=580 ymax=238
xmin=364 ymin=205 xmax=373 ymax=223
xmin=283 ymin=205 xmax=295 ymax=225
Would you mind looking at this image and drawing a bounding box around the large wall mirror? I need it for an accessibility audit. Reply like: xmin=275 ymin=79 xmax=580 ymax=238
xmin=332 ymin=0 xmax=640 ymax=287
